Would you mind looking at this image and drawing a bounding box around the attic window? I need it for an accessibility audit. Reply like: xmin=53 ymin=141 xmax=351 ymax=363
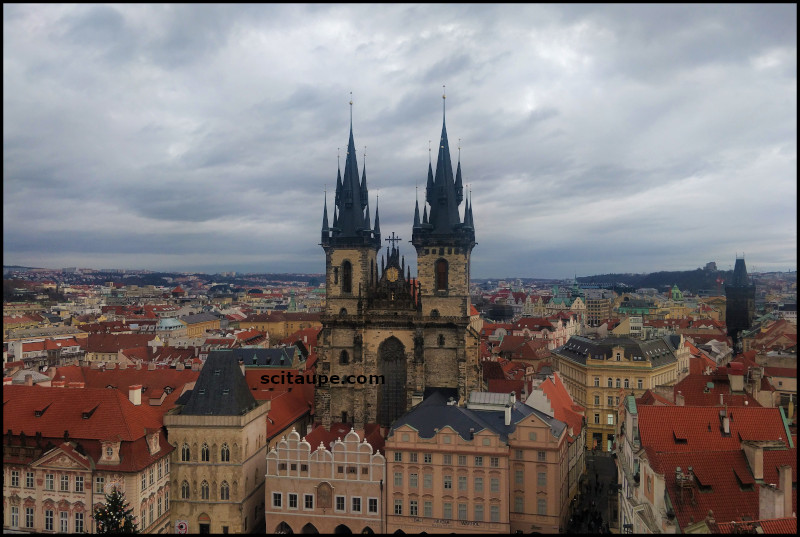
xmin=223 ymin=389 xmax=230 ymax=395
xmin=672 ymin=431 xmax=688 ymax=445
xmin=199 ymin=389 xmax=206 ymax=395
xmin=214 ymin=369 xmax=221 ymax=375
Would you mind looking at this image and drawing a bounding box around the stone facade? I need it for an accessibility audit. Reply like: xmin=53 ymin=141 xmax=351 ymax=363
xmin=316 ymin=107 xmax=479 ymax=429
xmin=164 ymin=402 xmax=269 ymax=534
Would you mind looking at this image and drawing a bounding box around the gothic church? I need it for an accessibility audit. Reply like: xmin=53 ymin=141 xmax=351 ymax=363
xmin=316 ymin=97 xmax=479 ymax=429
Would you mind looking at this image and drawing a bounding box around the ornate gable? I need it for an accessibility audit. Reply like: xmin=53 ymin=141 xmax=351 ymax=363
xmin=31 ymin=443 xmax=92 ymax=471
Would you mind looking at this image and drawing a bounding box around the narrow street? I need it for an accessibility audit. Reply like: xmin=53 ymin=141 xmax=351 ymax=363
xmin=565 ymin=451 xmax=618 ymax=534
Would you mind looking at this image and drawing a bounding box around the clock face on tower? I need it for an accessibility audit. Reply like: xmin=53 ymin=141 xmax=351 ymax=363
xmin=386 ymin=267 xmax=399 ymax=282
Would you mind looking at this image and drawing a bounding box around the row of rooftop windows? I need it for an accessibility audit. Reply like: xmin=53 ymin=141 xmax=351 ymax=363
xmin=392 ymin=451 xmax=547 ymax=465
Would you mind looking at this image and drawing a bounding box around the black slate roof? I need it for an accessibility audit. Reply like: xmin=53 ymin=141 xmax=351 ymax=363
xmin=389 ymin=391 xmax=566 ymax=443
xmin=179 ymin=351 xmax=258 ymax=416
xmin=553 ymin=335 xmax=678 ymax=368
xmin=232 ymin=347 xmax=298 ymax=367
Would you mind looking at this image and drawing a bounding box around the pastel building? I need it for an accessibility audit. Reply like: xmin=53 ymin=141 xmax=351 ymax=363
xmin=264 ymin=425 xmax=385 ymax=534
xmin=384 ymin=390 xmax=574 ymax=534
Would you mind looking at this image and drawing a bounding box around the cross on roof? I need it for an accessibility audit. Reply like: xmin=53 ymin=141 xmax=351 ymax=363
xmin=385 ymin=232 xmax=402 ymax=248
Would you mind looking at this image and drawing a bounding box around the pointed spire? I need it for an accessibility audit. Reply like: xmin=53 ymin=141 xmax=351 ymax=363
xmin=425 ymin=141 xmax=434 ymax=205
xmin=422 ymin=204 xmax=429 ymax=225
xmin=363 ymin=198 xmax=371 ymax=230
xmin=322 ymin=190 xmax=330 ymax=234
xmin=360 ymin=146 xmax=368 ymax=209
xmin=413 ymin=186 xmax=421 ymax=229
xmin=455 ymin=138 xmax=463 ymax=204
xmin=373 ymin=194 xmax=381 ymax=240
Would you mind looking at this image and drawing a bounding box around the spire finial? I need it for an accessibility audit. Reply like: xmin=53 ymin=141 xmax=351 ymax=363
xmin=349 ymin=91 xmax=353 ymax=126
xmin=458 ymin=138 xmax=461 ymax=160
xmin=442 ymin=84 xmax=446 ymax=118
xmin=428 ymin=140 xmax=432 ymax=162
xmin=337 ymin=147 xmax=340 ymax=169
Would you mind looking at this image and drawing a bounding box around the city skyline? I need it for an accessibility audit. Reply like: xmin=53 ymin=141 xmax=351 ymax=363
xmin=3 ymin=4 xmax=797 ymax=278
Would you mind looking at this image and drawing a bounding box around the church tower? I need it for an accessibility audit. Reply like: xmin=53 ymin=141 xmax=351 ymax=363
xmin=412 ymin=91 xmax=476 ymax=323
xmin=316 ymin=94 xmax=478 ymax=431
xmin=725 ymin=256 xmax=755 ymax=352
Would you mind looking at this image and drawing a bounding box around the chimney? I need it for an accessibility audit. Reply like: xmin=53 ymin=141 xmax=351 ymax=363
xmin=191 ymin=361 xmax=200 ymax=371
xmin=510 ymin=391 xmax=516 ymax=404
xmin=25 ymin=374 xmax=33 ymax=386
xmin=742 ymin=441 xmax=764 ymax=480
xmin=135 ymin=362 xmax=142 ymax=370
xmin=676 ymin=390 xmax=685 ymax=406
xmin=720 ymin=393 xmax=724 ymax=406
xmin=505 ymin=404 xmax=512 ymax=426
xmin=148 ymin=362 xmax=156 ymax=371
xmin=119 ymin=362 xmax=127 ymax=370
xmin=780 ymin=464 xmax=792 ymax=517
xmin=128 ymin=385 xmax=142 ymax=406
xmin=307 ymin=423 xmax=313 ymax=436
xmin=176 ymin=362 xmax=185 ymax=371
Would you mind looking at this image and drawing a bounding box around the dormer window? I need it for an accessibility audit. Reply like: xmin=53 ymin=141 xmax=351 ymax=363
xmin=106 ymin=447 xmax=113 ymax=457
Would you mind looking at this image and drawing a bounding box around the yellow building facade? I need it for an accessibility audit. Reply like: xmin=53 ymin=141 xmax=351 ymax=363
xmin=552 ymin=336 xmax=681 ymax=452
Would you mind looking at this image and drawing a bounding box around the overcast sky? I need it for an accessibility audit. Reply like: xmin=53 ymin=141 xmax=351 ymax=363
xmin=3 ymin=4 xmax=797 ymax=279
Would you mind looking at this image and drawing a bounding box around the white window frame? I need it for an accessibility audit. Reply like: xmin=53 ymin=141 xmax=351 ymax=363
xmin=351 ymin=496 xmax=362 ymax=513
xmin=335 ymin=495 xmax=346 ymax=513
xmin=368 ymin=497 xmax=379 ymax=514
xmin=288 ymin=493 xmax=298 ymax=510
xmin=303 ymin=493 xmax=314 ymax=510
xmin=272 ymin=492 xmax=282 ymax=509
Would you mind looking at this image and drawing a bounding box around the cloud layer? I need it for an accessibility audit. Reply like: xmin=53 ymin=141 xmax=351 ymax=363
xmin=3 ymin=4 xmax=796 ymax=278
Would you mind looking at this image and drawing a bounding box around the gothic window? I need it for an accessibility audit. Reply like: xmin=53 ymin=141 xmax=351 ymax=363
xmin=201 ymin=443 xmax=210 ymax=462
xmin=181 ymin=443 xmax=190 ymax=462
xmin=220 ymin=444 xmax=230 ymax=462
xmin=435 ymin=259 xmax=448 ymax=291
xmin=201 ymin=480 xmax=209 ymax=500
xmin=378 ymin=337 xmax=407 ymax=427
xmin=339 ymin=350 xmax=350 ymax=365
xmin=220 ymin=481 xmax=230 ymax=500
xmin=342 ymin=261 xmax=352 ymax=293
xmin=181 ymin=481 xmax=190 ymax=499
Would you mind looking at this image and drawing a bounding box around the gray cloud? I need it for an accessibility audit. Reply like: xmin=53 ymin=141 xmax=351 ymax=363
xmin=3 ymin=4 xmax=796 ymax=278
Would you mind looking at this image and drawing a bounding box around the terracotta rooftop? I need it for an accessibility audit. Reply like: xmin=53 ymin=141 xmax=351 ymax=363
xmin=637 ymin=406 xmax=789 ymax=453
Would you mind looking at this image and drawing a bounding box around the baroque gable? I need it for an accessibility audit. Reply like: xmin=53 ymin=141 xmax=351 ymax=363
xmin=31 ymin=444 xmax=92 ymax=471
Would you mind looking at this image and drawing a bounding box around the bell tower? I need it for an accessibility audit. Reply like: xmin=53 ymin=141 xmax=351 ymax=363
xmin=318 ymin=98 xmax=381 ymax=428
xmin=411 ymin=88 xmax=476 ymax=319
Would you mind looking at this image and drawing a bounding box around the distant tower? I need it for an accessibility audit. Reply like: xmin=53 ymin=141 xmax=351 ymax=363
xmin=725 ymin=256 xmax=755 ymax=352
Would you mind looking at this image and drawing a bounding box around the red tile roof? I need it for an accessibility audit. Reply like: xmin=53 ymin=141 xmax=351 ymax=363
xmin=4 ymin=385 xmax=163 ymax=442
xmin=764 ymin=366 xmax=796 ymax=378
xmin=85 ymin=333 xmax=157 ymax=353
xmin=539 ymin=373 xmax=584 ymax=441
xmin=637 ymin=406 xmax=788 ymax=453
xmin=714 ymin=518 xmax=797 ymax=534
xmin=648 ymin=450 xmax=759 ymax=528
xmin=672 ymin=373 xmax=761 ymax=407
xmin=636 ymin=389 xmax=676 ymax=406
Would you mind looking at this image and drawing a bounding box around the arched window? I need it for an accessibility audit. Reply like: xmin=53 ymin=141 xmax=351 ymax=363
xmin=181 ymin=443 xmax=190 ymax=462
xmin=435 ymin=259 xmax=448 ymax=291
xmin=339 ymin=350 xmax=350 ymax=365
xmin=342 ymin=261 xmax=352 ymax=293
xmin=615 ymin=378 xmax=621 ymax=388
xmin=181 ymin=481 xmax=190 ymax=499
xmin=201 ymin=481 xmax=209 ymax=500
xmin=220 ymin=481 xmax=230 ymax=500
xmin=624 ymin=378 xmax=630 ymax=389
xmin=201 ymin=443 xmax=210 ymax=462
xmin=220 ymin=444 xmax=230 ymax=463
